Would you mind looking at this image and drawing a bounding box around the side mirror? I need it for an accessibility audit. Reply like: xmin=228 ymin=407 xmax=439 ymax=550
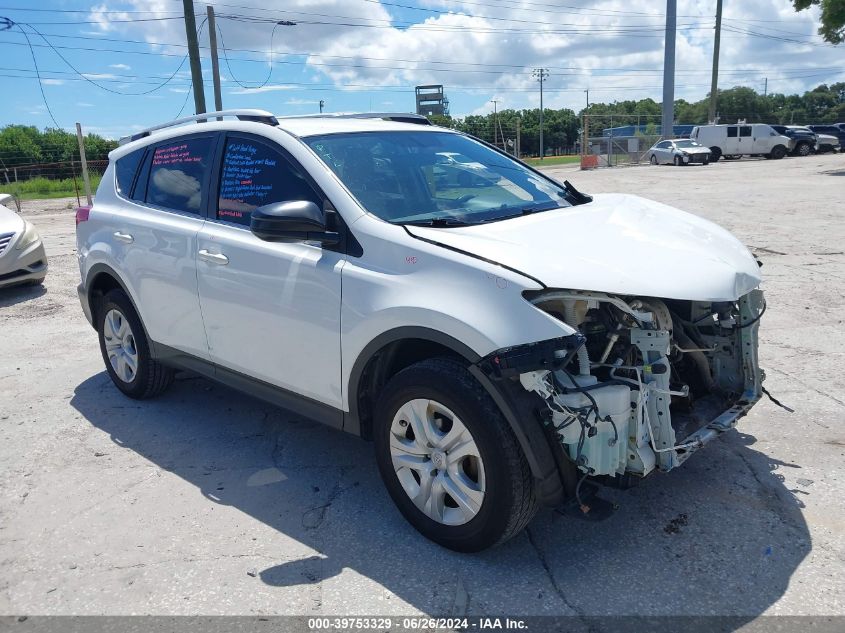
xmin=250 ymin=200 xmax=340 ymax=245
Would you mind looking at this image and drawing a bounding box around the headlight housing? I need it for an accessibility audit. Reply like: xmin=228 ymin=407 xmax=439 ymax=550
xmin=15 ymin=221 xmax=40 ymax=251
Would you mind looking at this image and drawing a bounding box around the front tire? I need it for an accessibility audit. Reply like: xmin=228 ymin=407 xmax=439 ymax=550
xmin=795 ymin=141 xmax=812 ymax=157
xmin=373 ymin=358 xmax=537 ymax=552
xmin=770 ymin=145 xmax=787 ymax=160
xmin=97 ymin=289 xmax=174 ymax=399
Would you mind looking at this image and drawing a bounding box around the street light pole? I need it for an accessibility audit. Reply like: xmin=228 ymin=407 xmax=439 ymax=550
xmin=661 ymin=0 xmax=677 ymax=139
xmin=533 ymin=68 xmax=549 ymax=159
xmin=490 ymin=99 xmax=499 ymax=147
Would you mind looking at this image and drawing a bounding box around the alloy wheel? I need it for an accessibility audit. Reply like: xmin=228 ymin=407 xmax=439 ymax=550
xmin=388 ymin=398 xmax=486 ymax=526
xmin=103 ymin=308 xmax=138 ymax=383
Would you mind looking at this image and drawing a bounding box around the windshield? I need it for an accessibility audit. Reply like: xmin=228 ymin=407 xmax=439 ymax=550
xmin=674 ymin=139 xmax=701 ymax=148
xmin=304 ymin=131 xmax=571 ymax=225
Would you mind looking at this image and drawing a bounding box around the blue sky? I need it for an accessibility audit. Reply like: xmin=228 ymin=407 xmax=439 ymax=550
xmin=0 ymin=0 xmax=840 ymax=138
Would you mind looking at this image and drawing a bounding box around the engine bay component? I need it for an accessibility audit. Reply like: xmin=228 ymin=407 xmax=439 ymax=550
xmin=520 ymin=288 xmax=764 ymax=480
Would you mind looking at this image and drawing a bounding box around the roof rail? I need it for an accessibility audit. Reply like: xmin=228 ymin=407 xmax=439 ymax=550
xmin=118 ymin=109 xmax=279 ymax=145
xmin=278 ymin=112 xmax=432 ymax=126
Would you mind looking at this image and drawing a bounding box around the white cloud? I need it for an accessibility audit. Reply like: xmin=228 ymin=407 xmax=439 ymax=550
xmin=41 ymin=79 xmax=64 ymax=86
xmin=284 ymin=98 xmax=320 ymax=105
xmin=76 ymin=102 xmax=94 ymax=107
xmin=109 ymin=63 xmax=131 ymax=70
xmin=88 ymin=3 xmax=131 ymax=32
xmin=168 ymin=87 xmax=189 ymax=93
xmin=229 ymin=84 xmax=298 ymax=94
xmin=86 ymin=0 xmax=843 ymax=114
xmin=81 ymin=73 xmax=119 ymax=80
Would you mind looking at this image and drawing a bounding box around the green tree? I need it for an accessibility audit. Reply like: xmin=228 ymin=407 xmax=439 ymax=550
xmin=793 ymin=0 xmax=845 ymax=44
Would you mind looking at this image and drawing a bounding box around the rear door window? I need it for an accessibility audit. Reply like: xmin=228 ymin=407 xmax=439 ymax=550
xmin=115 ymin=149 xmax=144 ymax=198
xmin=144 ymin=136 xmax=215 ymax=215
xmin=216 ymin=136 xmax=321 ymax=227
xmin=727 ymin=127 xmax=738 ymax=138
xmin=740 ymin=126 xmax=752 ymax=137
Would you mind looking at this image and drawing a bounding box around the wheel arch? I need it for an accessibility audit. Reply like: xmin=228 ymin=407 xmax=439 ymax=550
xmin=347 ymin=327 xmax=568 ymax=506
xmin=85 ymin=263 xmax=152 ymax=345
xmin=347 ymin=327 xmax=481 ymax=440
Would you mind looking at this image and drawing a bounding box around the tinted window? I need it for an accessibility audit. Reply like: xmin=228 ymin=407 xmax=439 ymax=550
xmin=145 ymin=137 xmax=214 ymax=214
xmin=739 ymin=126 xmax=752 ymax=137
xmin=305 ymin=131 xmax=571 ymax=225
xmin=727 ymin=127 xmax=738 ymax=138
xmin=115 ymin=149 xmax=144 ymax=198
xmin=217 ymin=138 xmax=321 ymax=226
xmin=657 ymin=141 xmax=672 ymax=149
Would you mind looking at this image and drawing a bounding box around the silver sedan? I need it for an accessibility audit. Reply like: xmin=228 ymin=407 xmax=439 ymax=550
xmin=648 ymin=139 xmax=712 ymax=165
xmin=0 ymin=194 xmax=48 ymax=288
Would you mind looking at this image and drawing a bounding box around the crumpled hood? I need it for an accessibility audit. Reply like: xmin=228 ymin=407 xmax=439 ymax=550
xmin=406 ymin=193 xmax=762 ymax=302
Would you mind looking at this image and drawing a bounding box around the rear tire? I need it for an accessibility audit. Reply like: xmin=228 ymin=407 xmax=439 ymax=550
xmin=97 ymin=289 xmax=174 ymax=399
xmin=650 ymin=155 xmax=658 ymax=165
xmin=373 ymin=358 xmax=537 ymax=552
xmin=709 ymin=147 xmax=722 ymax=161
xmin=770 ymin=145 xmax=787 ymax=160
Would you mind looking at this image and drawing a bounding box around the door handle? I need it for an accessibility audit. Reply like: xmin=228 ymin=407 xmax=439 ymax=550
xmin=198 ymin=249 xmax=229 ymax=265
xmin=113 ymin=231 xmax=134 ymax=244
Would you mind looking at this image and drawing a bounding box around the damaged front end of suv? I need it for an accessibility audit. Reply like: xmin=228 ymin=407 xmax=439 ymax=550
xmin=479 ymin=286 xmax=765 ymax=496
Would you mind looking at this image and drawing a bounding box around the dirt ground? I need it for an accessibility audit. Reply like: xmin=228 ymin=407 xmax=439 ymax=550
xmin=1 ymin=154 xmax=844 ymax=619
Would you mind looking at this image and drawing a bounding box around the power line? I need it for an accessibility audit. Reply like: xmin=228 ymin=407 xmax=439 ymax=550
xmin=1 ymin=35 xmax=837 ymax=79
xmin=13 ymin=22 xmax=60 ymax=128
xmin=24 ymin=21 xmax=194 ymax=96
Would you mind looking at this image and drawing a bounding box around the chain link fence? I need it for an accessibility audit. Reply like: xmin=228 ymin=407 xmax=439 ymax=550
xmin=579 ymin=114 xmax=670 ymax=168
xmin=435 ymin=120 xmax=579 ymax=159
xmin=1 ymin=160 xmax=107 ymax=202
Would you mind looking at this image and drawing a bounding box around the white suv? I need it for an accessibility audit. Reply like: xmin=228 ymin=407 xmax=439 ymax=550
xmin=76 ymin=110 xmax=765 ymax=551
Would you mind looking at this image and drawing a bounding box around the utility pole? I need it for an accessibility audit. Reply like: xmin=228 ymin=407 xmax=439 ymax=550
xmin=206 ymin=6 xmax=222 ymax=115
xmin=585 ymin=89 xmax=589 ymax=110
xmin=183 ymin=0 xmax=206 ymax=115
xmin=662 ymin=0 xmax=676 ymax=140
xmin=763 ymin=77 xmax=768 ymax=98
xmin=75 ymin=122 xmax=92 ymax=206
xmin=490 ymin=99 xmax=499 ymax=147
xmin=319 ymin=100 xmax=325 ymax=113
xmin=533 ymin=68 xmax=549 ymax=159
xmin=708 ymin=0 xmax=723 ymax=124
xmin=516 ymin=118 xmax=521 ymax=158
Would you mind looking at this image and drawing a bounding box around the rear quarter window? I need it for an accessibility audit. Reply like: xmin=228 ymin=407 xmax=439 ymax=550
xmin=145 ymin=137 xmax=215 ymax=215
xmin=115 ymin=149 xmax=145 ymax=198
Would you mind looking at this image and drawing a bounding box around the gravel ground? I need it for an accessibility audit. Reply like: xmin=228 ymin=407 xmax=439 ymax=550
xmin=1 ymin=154 xmax=843 ymax=619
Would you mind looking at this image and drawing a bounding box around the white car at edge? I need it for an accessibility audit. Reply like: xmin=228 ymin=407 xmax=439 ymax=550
xmin=76 ymin=110 xmax=765 ymax=551
xmin=0 ymin=193 xmax=48 ymax=288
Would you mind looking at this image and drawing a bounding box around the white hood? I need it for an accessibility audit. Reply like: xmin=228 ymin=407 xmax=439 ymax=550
xmin=406 ymin=193 xmax=762 ymax=302
xmin=0 ymin=204 xmax=25 ymax=236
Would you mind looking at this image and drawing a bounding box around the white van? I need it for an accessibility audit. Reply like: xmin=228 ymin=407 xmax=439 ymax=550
xmin=690 ymin=124 xmax=793 ymax=161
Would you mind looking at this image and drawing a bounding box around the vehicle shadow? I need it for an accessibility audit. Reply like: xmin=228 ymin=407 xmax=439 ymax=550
xmin=0 ymin=282 xmax=46 ymax=307
xmin=71 ymin=371 xmax=811 ymax=617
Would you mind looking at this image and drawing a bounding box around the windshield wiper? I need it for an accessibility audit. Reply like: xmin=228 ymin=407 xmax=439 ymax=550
xmin=403 ymin=217 xmax=471 ymax=227
xmin=563 ymin=180 xmax=593 ymax=205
